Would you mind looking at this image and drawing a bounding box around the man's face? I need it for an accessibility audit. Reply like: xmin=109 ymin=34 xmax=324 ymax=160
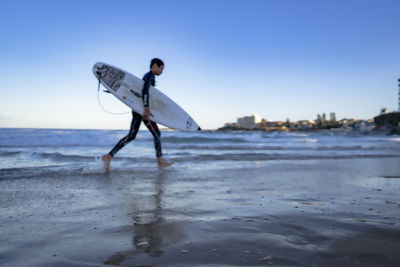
xmin=154 ymin=65 xmax=164 ymax=76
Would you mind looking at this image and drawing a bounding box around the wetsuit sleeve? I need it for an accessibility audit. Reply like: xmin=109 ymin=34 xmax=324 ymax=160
xmin=142 ymin=72 xmax=152 ymax=107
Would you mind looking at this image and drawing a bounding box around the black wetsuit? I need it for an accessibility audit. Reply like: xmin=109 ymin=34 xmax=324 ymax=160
xmin=108 ymin=71 xmax=162 ymax=158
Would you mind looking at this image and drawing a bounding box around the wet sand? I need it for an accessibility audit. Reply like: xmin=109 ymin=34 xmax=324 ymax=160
xmin=1 ymin=157 xmax=400 ymax=266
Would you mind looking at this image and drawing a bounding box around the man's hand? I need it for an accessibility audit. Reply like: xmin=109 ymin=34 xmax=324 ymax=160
xmin=143 ymin=107 xmax=153 ymax=120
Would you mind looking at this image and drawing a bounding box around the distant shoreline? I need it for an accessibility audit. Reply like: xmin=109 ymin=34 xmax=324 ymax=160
xmin=217 ymin=125 xmax=400 ymax=135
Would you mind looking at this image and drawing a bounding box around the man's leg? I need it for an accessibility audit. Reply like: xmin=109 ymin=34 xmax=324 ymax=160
xmin=143 ymin=119 xmax=172 ymax=169
xmin=102 ymin=111 xmax=142 ymax=172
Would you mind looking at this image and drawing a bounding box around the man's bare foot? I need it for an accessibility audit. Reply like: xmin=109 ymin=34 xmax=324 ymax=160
xmin=157 ymin=157 xmax=173 ymax=170
xmin=101 ymin=154 xmax=112 ymax=173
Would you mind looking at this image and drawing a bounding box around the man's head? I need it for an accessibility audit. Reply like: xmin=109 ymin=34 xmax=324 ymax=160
xmin=150 ymin=58 xmax=164 ymax=76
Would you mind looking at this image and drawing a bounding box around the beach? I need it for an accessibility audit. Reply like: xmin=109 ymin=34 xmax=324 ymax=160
xmin=1 ymin=129 xmax=400 ymax=266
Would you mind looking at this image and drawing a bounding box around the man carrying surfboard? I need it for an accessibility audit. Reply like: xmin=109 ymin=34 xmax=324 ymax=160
xmin=101 ymin=58 xmax=172 ymax=171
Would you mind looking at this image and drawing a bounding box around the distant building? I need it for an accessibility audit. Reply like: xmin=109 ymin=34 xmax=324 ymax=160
xmin=353 ymin=119 xmax=375 ymax=132
xmin=360 ymin=120 xmax=375 ymax=132
xmin=237 ymin=114 xmax=262 ymax=129
xmin=264 ymin=121 xmax=281 ymax=127
xmin=294 ymin=120 xmax=317 ymax=130
xmin=338 ymin=118 xmax=356 ymax=128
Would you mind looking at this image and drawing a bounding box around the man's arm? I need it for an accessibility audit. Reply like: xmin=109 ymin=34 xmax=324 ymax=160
xmin=142 ymin=72 xmax=152 ymax=108
xmin=142 ymin=72 xmax=154 ymax=119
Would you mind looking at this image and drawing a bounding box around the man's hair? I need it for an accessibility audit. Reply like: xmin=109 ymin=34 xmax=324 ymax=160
xmin=150 ymin=58 xmax=164 ymax=68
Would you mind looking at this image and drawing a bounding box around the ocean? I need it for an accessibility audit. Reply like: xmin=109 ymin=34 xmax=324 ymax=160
xmin=1 ymin=128 xmax=400 ymax=178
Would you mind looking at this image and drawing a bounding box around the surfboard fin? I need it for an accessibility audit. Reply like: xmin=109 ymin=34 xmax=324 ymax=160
xmin=103 ymin=90 xmax=111 ymax=94
xmin=198 ymin=127 xmax=202 ymax=131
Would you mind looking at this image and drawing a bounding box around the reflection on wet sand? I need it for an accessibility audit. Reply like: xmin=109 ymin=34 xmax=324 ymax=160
xmin=132 ymin=171 xmax=165 ymax=257
xmin=104 ymin=171 xmax=183 ymax=265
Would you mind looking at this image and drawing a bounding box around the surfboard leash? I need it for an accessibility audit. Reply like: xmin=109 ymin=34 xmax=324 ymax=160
xmin=96 ymin=78 xmax=130 ymax=115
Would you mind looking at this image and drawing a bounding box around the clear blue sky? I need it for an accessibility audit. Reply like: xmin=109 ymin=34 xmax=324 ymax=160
xmin=1 ymin=0 xmax=399 ymax=130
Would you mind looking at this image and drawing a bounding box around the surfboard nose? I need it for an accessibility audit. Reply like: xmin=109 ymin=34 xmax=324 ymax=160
xmin=92 ymin=62 xmax=103 ymax=79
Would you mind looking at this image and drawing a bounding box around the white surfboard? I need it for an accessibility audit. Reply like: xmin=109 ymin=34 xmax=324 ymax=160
xmin=93 ymin=62 xmax=201 ymax=131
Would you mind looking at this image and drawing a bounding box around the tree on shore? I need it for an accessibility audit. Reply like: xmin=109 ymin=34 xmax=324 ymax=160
xmin=316 ymin=114 xmax=322 ymax=128
xmin=330 ymin=112 xmax=337 ymax=128
xmin=321 ymin=113 xmax=328 ymax=128
xmin=286 ymin=118 xmax=290 ymax=128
